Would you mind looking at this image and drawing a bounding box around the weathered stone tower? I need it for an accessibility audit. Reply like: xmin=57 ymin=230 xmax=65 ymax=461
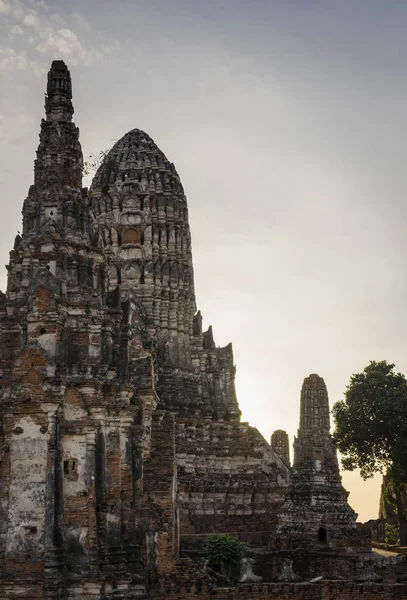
xmin=89 ymin=103 xmax=291 ymax=555
xmin=0 ymin=61 xmax=178 ymax=599
xmin=90 ymin=132 xmax=241 ymax=421
xmin=271 ymin=430 xmax=290 ymax=466
xmin=0 ymin=61 xmax=291 ymax=598
xmin=272 ymin=374 xmax=368 ymax=552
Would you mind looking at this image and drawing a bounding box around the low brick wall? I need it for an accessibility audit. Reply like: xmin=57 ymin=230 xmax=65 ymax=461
xmin=152 ymin=582 xmax=407 ymax=600
xmin=1 ymin=580 xmax=407 ymax=599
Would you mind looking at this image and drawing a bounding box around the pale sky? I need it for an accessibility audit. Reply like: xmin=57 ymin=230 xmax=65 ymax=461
xmin=1 ymin=0 xmax=407 ymax=521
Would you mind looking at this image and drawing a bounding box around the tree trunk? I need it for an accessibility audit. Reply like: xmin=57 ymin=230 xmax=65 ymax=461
xmin=395 ymin=482 xmax=407 ymax=546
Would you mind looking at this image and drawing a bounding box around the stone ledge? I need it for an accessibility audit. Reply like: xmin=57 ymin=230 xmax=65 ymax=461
xmin=373 ymin=542 xmax=407 ymax=554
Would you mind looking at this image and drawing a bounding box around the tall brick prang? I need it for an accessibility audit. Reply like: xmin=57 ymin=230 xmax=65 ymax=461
xmin=0 ymin=61 xmax=172 ymax=599
xmin=272 ymin=374 xmax=369 ymax=552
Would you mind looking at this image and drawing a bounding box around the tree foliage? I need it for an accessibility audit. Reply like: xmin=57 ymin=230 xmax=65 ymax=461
xmin=204 ymin=534 xmax=249 ymax=580
xmin=83 ymin=149 xmax=111 ymax=176
xmin=332 ymin=360 xmax=407 ymax=544
xmin=385 ymin=523 xmax=400 ymax=545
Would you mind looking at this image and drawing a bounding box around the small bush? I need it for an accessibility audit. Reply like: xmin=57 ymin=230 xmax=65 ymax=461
xmin=204 ymin=534 xmax=249 ymax=580
xmin=385 ymin=523 xmax=400 ymax=545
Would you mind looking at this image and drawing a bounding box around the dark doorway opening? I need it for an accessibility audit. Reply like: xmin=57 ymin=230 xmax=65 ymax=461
xmin=318 ymin=527 xmax=327 ymax=543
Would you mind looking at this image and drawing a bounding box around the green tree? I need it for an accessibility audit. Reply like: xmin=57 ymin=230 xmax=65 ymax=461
xmin=204 ymin=534 xmax=249 ymax=580
xmin=332 ymin=360 xmax=407 ymax=545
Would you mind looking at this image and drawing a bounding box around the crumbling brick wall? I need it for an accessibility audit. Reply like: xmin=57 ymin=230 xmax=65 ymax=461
xmin=176 ymin=420 xmax=290 ymax=549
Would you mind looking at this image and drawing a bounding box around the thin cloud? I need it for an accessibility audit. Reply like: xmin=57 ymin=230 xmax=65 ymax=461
xmin=0 ymin=48 xmax=26 ymax=71
xmin=10 ymin=24 xmax=24 ymax=35
xmin=22 ymin=12 xmax=39 ymax=27
xmin=0 ymin=0 xmax=11 ymax=14
xmin=71 ymin=11 xmax=91 ymax=34
xmin=0 ymin=0 xmax=104 ymax=69
xmin=36 ymin=28 xmax=101 ymax=65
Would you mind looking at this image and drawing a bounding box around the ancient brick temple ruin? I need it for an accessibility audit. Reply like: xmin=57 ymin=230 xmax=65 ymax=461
xmin=273 ymin=374 xmax=369 ymax=552
xmin=0 ymin=61 xmax=405 ymax=600
xmin=267 ymin=375 xmax=372 ymax=582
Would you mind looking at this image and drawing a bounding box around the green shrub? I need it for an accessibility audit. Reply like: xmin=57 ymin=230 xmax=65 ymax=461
xmin=204 ymin=534 xmax=249 ymax=580
xmin=385 ymin=523 xmax=400 ymax=545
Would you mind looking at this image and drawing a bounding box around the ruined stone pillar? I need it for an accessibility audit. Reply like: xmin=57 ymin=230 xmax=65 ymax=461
xmin=43 ymin=406 xmax=61 ymax=598
xmin=86 ymin=429 xmax=98 ymax=571
xmin=120 ymin=415 xmax=142 ymax=576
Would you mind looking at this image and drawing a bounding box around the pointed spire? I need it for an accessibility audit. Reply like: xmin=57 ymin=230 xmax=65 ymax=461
xmin=45 ymin=60 xmax=74 ymax=122
xmin=299 ymin=373 xmax=330 ymax=432
xmin=293 ymin=373 xmax=338 ymax=473
xmin=20 ymin=60 xmax=86 ymax=244
xmin=33 ymin=60 xmax=82 ymax=190
xmin=271 ymin=429 xmax=290 ymax=466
